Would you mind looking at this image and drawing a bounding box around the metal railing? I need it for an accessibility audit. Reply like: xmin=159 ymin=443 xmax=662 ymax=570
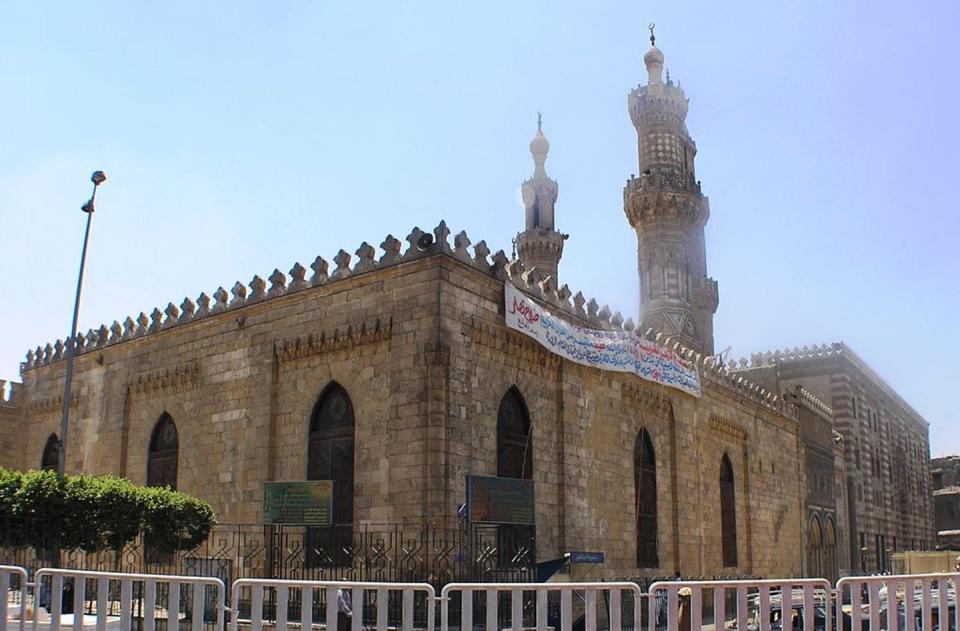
xmin=648 ymin=577 xmax=832 ymax=631
xmin=835 ymin=573 xmax=958 ymax=631
xmin=4 ymin=563 xmax=959 ymax=631
xmin=440 ymin=581 xmax=644 ymax=631
xmin=33 ymin=568 xmax=225 ymax=631
xmin=1 ymin=565 xmax=28 ymax=631
xmin=231 ymin=578 xmax=435 ymax=631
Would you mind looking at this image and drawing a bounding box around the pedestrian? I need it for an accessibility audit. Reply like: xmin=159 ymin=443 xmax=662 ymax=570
xmin=677 ymin=587 xmax=693 ymax=631
xmin=336 ymin=588 xmax=352 ymax=631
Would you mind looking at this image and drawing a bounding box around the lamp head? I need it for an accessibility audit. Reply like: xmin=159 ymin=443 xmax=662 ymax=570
xmin=91 ymin=171 xmax=106 ymax=186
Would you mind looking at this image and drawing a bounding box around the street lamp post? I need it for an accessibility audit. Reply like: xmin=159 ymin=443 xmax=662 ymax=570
xmin=57 ymin=170 xmax=106 ymax=477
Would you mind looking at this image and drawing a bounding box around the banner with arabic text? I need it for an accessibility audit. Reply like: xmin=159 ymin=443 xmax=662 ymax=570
xmin=505 ymin=284 xmax=701 ymax=397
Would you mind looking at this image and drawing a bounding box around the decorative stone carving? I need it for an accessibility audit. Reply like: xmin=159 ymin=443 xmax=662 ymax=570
xmin=110 ymin=321 xmax=123 ymax=342
xmin=178 ymin=298 xmax=195 ymax=323
xmin=136 ymin=313 xmax=149 ymax=336
xmin=163 ymin=303 xmax=179 ymax=328
xmin=149 ymin=309 xmax=164 ymax=332
xmin=287 ymin=263 xmax=308 ymax=292
xmin=453 ymin=231 xmax=472 ymax=264
xmin=433 ymin=220 xmax=451 ymax=252
xmin=573 ymin=292 xmax=586 ymax=317
xmin=331 ymin=250 xmax=352 ymax=280
xmin=491 ymin=250 xmax=509 ymax=280
xmin=473 ymin=240 xmax=491 ymax=271
xmin=195 ymin=293 xmax=211 ymax=317
xmin=268 ymin=269 xmax=287 ymax=298
xmin=353 ymin=242 xmax=377 ymax=274
xmin=248 ymin=276 xmax=267 ymax=302
xmin=212 ymin=287 xmax=229 ymax=313
xmin=230 ymin=282 xmax=247 ymax=307
xmin=379 ymin=235 xmax=402 ymax=266
xmin=403 ymin=227 xmax=430 ymax=260
xmin=310 ymin=257 xmax=329 ymax=286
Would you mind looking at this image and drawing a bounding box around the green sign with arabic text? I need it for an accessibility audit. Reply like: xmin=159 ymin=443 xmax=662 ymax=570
xmin=466 ymin=475 xmax=535 ymax=525
xmin=263 ymin=480 xmax=333 ymax=525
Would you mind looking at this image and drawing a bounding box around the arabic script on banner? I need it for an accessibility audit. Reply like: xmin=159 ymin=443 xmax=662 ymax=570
xmin=504 ymin=284 xmax=701 ymax=397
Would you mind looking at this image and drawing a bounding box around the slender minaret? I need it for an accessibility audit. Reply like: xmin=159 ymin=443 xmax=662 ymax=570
xmin=516 ymin=114 xmax=565 ymax=283
xmin=623 ymin=25 xmax=718 ymax=354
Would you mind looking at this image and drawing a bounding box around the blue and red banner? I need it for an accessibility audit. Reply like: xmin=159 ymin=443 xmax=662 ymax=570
xmin=505 ymin=284 xmax=701 ymax=397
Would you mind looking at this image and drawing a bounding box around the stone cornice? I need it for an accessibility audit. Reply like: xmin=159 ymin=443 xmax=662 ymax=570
xmin=276 ymin=317 xmax=392 ymax=365
xmin=621 ymin=382 xmax=673 ymax=417
xmin=709 ymin=414 xmax=748 ymax=441
xmin=130 ymin=363 xmax=201 ymax=400
xmin=470 ymin=319 xmax=560 ymax=375
xmin=27 ymin=393 xmax=78 ymax=417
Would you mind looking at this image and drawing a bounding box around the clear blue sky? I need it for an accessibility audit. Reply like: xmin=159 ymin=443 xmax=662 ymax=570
xmin=1 ymin=2 xmax=957 ymax=455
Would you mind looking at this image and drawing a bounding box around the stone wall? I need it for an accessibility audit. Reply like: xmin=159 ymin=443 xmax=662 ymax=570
xmin=735 ymin=345 xmax=936 ymax=573
xmin=0 ymin=380 xmax=23 ymax=470
xmin=15 ymin=229 xmax=806 ymax=579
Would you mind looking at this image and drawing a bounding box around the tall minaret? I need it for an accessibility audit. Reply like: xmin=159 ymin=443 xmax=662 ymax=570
xmin=623 ymin=25 xmax=718 ymax=354
xmin=516 ymin=114 xmax=565 ymax=283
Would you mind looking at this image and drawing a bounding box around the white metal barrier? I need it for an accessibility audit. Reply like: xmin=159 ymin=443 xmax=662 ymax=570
xmin=649 ymin=578 xmax=832 ymax=631
xmin=33 ymin=568 xmax=225 ymax=631
xmin=231 ymin=578 xmax=436 ymax=631
xmin=440 ymin=581 xmax=644 ymax=631
xmin=836 ymin=573 xmax=958 ymax=631
xmin=1 ymin=565 xmax=28 ymax=631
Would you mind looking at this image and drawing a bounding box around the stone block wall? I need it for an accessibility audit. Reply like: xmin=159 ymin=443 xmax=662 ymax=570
xmin=0 ymin=380 xmax=23 ymax=470
xmin=15 ymin=239 xmax=807 ymax=580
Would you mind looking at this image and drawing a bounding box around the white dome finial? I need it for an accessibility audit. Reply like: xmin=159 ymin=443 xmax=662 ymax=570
xmin=529 ymin=112 xmax=550 ymax=178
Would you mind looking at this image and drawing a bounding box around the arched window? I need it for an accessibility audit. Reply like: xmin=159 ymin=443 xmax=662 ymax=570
xmin=145 ymin=414 xmax=179 ymax=565
xmin=497 ymin=387 xmax=533 ymax=479
xmin=41 ymin=434 xmax=60 ymax=471
xmin=635 ymin=428 xmax=658 ymax=568
xmin=307 ymin=383 xmax=355 ymax=566
xmin=824 ymin=517 xmax=838 ymax=582
xmin=720 ymin=454 xmax=738 ymax=567
xmin=496 ymin=387 xmax=535 ymax=567
xmin=808 ymin=514 xmax=823 ymax=578
xmin=147 ymin=414 xmax=179 ymax=489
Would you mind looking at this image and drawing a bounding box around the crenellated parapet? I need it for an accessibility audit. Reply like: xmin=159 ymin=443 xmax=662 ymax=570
xmin=0 ymin=380 xmax=21 ymax=404
xmin=18 ymin=218 xmax=791 ymax=420
xmin=21 ymin=221 xmax=509 ymax=373
xmin=736 ymin=342 xmax=845 ymax=370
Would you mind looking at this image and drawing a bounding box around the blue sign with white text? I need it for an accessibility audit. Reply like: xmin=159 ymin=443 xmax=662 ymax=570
xmin=569 ymin=551 xmax=605 ymax=564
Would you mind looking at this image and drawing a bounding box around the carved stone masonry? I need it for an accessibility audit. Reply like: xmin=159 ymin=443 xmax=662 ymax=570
xmin=249 ymin=276 xmax=267 ymax=302
xmin=353 ymin=242 xmax=377 ymax=274
xmin=310 ymin=257 xmax=329 ymax=286
xmin=268 ymin=269 xmax=287 ymax=298
xmin=288 ymin=263 xmax=308 ymax=292
xmin=379 ymin=235 xmax=402 ymax=266
xmin=331 ymin=250 xmax=352 ymax=280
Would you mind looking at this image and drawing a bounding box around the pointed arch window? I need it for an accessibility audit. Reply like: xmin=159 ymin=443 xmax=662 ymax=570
xmin=496 ymin=387 xmax=535 ymax=567
xmin=824 ymin=517 xmax=838 ymax=582
xmin=635 ymin=428 xmax=658 ymax=568
xmin=808 ymin=514 xmax=823 ymax=579
xmin=147 ymin=414 xmax=178 ymax=489
xmin=497 ymin=387 xmax=533 ymax=479
xmin=720 ymin=454 xmax=738 ymax=567
xmin=41 ymin=434 xmax=60 ymax=471
xmin=307 ymin=382 xmax=355 ymax=567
